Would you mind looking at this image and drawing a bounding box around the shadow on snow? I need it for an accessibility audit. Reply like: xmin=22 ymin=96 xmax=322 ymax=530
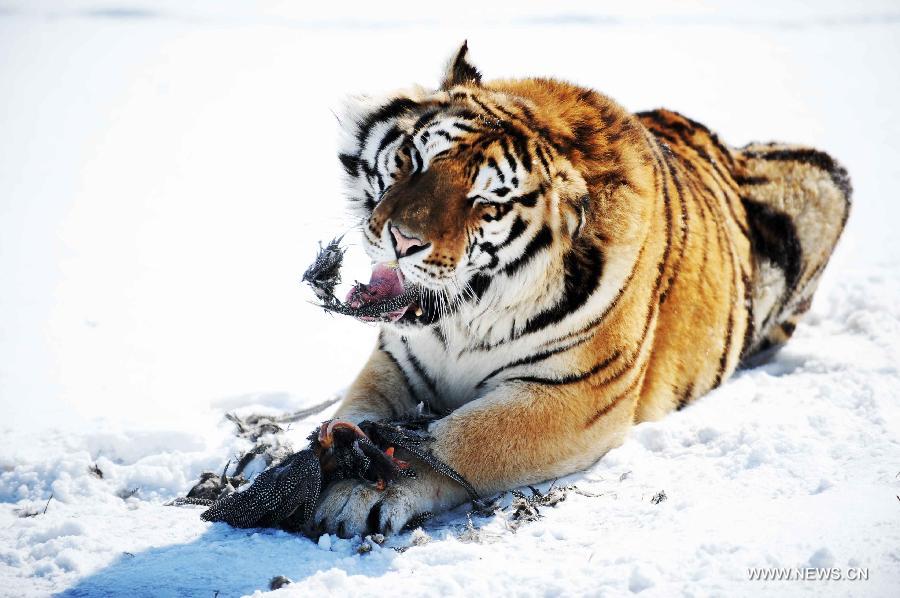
xmin=55 ymin=521 xmax=398 ymax=597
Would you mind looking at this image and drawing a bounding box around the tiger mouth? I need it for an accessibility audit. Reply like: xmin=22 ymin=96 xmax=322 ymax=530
xmin=344 ymin=263 xmax=434 ymax=325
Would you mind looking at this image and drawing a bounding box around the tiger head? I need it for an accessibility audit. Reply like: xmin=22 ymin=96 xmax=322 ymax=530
xmin=337 ymin=43 xmax=646 ymax=338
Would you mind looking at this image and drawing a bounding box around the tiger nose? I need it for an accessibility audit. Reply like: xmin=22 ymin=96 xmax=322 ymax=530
xmin=390 ymin=224 xmax=429 ymax=258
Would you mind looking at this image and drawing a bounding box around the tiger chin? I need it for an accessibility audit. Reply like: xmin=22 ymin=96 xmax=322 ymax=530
xmin=310 ymin=42 xmax=851 ymax=538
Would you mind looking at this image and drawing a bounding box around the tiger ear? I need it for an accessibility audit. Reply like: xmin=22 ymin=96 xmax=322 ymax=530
xmin=441 ymin=41 xmax=482 ymax=89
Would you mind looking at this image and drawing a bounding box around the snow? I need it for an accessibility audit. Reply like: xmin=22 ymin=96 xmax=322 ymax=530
xmin=2 ymin=1 xmax=899 ymax=596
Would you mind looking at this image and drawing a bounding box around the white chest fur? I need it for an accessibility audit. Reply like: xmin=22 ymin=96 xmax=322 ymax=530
xmin=380 ymin=322 xmax=520 ymax=413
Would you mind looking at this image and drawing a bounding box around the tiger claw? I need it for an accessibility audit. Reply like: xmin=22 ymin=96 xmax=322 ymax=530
xmin=317 ymin=419 xmax=368 ymax=449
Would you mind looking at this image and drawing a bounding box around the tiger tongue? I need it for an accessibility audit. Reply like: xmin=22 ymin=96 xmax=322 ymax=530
xmin=346 ymin=263 xmax=406 ymax=309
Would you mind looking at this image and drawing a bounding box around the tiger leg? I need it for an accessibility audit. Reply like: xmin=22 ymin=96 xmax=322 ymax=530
xmin=314 ymin=380 xmax=639 ymax=536
xmin=734 ymin=143 xmax=851 ymax=364
xmin=307 ymin=345 xmax=425 ymax=538
xmin=332 ymin=344 xmax=421 ymax=422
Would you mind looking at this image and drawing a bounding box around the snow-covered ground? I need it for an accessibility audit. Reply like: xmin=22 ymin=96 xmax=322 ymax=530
xmin=1 ymin=1 xmax=899 ymax=596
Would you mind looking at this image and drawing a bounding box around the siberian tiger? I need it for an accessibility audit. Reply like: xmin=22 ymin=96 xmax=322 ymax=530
xmin=311 ymin=43 xmax=851 ymax=537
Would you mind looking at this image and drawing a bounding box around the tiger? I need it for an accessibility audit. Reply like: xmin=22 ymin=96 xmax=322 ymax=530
xmin=310 ymin=42 xmax=851 ymax=537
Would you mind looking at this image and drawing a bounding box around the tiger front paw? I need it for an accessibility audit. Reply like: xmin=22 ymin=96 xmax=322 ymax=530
xmin=310 ymin=468 xmax=469 ymax=538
